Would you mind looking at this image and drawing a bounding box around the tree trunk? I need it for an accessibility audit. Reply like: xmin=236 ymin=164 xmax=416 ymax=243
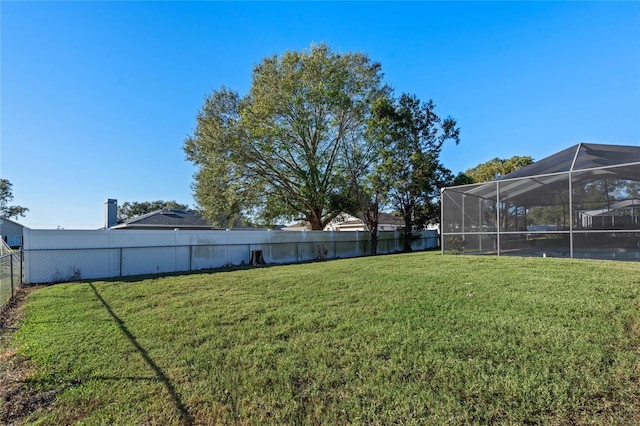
xmin=365 ymin=211 xmax=379 ymax=255
xmin=403 ymin=213 xmax=413 ymax=252
xmin=359 ymin=200 xmax=380 ymax=256
xmin=370 ymin=231 xmax=378 ymax=255
xmin=308 ymin=209 xmax=324 ymax=230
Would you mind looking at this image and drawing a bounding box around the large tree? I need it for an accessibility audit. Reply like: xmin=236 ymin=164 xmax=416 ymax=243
xmin=370 ymin=94 xmax=459 ymax=251
xmin=465 ymin=155 xmax=534 ymax=183
xmin=117 ymin=200 xmax=188 ymax=222
xmin=184 ymin=44 xmax=388 ymax=229
xmin=0 ymin=178 xmax=29 ymax=220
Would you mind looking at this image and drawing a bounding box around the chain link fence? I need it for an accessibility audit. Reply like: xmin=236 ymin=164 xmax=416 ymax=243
xmin=0 ymin=250 xmax=23 ymax=310
xmin=23 ymin=231 xmax=439 ymax=284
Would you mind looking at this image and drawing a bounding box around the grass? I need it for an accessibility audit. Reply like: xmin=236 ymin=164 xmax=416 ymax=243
xmin=4 ymin=252 xmax=640 ymax=425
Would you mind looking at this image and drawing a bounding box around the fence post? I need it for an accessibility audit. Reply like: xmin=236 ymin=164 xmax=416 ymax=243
xmin=10 ymin=252 xmax=14 ymax=297
xmin=119 ymin=247 xmax=123 ymax=277
xmin=20 ymin=250 xmax=23 ymax=286
xmin=226 ymin=229 xmax=230 ymax=266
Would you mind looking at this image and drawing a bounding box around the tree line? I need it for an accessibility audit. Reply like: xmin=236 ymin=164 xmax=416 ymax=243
xmin=0 ymin=44 xmax=535 ymax=249
xmin=183 ymin=43 xmax=539 ymax=254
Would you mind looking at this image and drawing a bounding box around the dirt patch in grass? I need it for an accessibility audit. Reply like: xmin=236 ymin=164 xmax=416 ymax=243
xmin=0 ymin=285 xmax=57 ymax=425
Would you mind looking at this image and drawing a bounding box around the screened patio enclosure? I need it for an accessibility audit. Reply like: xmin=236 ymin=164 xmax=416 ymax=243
xmin=441 ymin=143 xmax=640 ymax=260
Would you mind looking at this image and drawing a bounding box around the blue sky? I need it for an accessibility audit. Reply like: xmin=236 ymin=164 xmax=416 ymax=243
xmin=1 ymin=1 xmax=639 ymax=229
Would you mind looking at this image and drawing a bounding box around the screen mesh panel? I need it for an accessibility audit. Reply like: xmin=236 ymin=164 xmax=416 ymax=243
xmin=441 ymin=143 xmax=640 ymax=260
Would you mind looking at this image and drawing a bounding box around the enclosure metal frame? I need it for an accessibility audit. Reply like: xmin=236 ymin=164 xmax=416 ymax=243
xmin=441 ymin=144 xmax=640 ymax=259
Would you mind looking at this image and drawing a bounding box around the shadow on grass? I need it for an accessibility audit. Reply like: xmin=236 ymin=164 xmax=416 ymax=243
xmin=89 ymin=283 xmax=193 ymax=426
xmin=90 ymin=375 xmax=158 ymax=382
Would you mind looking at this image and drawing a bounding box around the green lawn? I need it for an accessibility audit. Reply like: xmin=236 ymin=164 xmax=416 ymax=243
xmin=4 ymin=252 xmax=640 ymax=425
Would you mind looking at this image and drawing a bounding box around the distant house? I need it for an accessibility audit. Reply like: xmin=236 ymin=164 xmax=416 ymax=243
xmin=283 ymin=212 xmax=405 ymax=232
xmin=109 ymin=209 xmax=260 ymax=230
xmin=282 ymin=221 xmax=311 ymax=232
xmin=0 ymin=217 xmax=25 ymax=248
xmin=576 ymin=199 xmax=640 ymax=229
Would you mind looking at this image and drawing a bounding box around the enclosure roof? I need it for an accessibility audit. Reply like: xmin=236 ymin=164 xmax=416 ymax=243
xmin=500 ymin=143 xmax=640 ymax=180
xmin=443 ymin=143 xmax=640 ymax=205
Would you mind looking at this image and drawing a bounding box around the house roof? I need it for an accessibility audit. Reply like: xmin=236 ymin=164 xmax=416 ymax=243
xmin=110 ymin=209 xmax=251 ymax=230
xmin=0 ymin=217 xmax=25 ymax=230
xmin=376 ymin=212 xmax=405 ymax=227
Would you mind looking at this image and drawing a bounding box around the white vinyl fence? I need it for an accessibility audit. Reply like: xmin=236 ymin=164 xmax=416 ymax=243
xmin=23 ymin=228 xmax=439 ymax=284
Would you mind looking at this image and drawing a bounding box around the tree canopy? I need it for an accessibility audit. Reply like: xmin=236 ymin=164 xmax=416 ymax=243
xmin=185 ymin=44 xmax=461 ymax=245
xmin=117 ymin=200 xmax=188 ymax=222
xmin=465 ymin=156 xmax=534 ymax=183
xmin=184 ymin=43 xmax=388 ymax=230
xmin=0 ymin=179 xmax=29 ymax=220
